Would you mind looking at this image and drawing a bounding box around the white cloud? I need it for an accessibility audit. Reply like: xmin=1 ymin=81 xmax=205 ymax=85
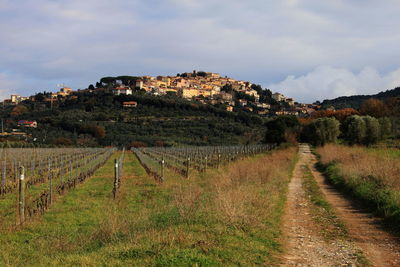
xmin=0 ymin=73 xmax=16 ymax=100
xmin=268 ymin=66 xmax=400 ymax=103
xmin=1 ymin=0 xmax=400 ymax=99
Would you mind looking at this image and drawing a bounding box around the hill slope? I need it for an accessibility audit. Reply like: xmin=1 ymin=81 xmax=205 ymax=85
xmin=321 ymin=87 xmax=400 ymax=109
xmin=0 ymin=91 xmax=266 ymax=147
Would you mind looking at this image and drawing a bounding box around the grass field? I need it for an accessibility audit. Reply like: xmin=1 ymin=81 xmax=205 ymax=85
xmin=0 ymin=151 xmax=111 ymax=231
xmin=0 ymin=148 xmax=297 ymax=266
xmin=317 ymin=144 xmax=400 ymax=227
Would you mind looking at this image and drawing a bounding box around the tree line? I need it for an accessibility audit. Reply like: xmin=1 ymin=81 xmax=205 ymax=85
xmin=266 ymin=113 xmax=396 ymax=147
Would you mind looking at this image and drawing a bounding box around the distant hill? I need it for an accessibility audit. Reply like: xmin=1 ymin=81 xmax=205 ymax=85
xmin=0 ymin=90 xmax=267 ymax=147
xmin=321 ymin=87 xmax=400 ymax=109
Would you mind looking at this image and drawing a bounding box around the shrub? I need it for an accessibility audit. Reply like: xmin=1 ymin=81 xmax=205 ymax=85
xmin=302 ymin=117 xmax=340 ymax=146
xmin=343 ymin=115 xmax=382 ymax=145
xmin=264 ymin=116 xmax=300 ymax=144
xmin=363 ymin=116 xmax=380 ymax=145
xmin=378 ymin=117 xmax=392 ymax=139
xmin=53 ymin=137 xmax=73 ymax=146
xmin=343 ymin=115 xmax=366 ymax=145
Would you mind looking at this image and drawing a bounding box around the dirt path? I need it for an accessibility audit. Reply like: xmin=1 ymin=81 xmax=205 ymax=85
xmin=281 ymin=144 xmax=361 ymax=266
xmin=308 ymin=148 xmax=400 ymax=267
xmin=281 ymin=143 xmax=400 ymax=266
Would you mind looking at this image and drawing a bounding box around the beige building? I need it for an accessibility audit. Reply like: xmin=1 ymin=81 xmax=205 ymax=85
xmin=135 ymin=80 xmax=144 ymax=89
xmin=156 ymin=76 xmax=171 ymax=87
xmin=10 ymin=94 xmax=28 ymax=104
xmin=286 ymin=98 xmax=295 ymax=106
xmin=272 ymin=93 xmax=286 ymax=102
xmin=218 ymin=91 xmax=233 ymax=101
xmin=57 ymin=87 xmax=73 ymax=97
xmin=180 ymin=88 xmax=214 ymax=99
xmin=113 ymin=87 xmax=133 ymax=95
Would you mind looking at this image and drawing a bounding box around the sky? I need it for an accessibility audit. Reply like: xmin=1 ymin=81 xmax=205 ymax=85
xmin=1 ymin=0 xmax=400 ymax=103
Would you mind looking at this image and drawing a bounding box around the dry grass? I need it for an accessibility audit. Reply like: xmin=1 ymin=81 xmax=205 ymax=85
xmin=91 ymin=205 xmax=129 ymax=245
xmin=211 ymin=148 xmax=297 ymax=229
xmin=318 ymin=144 xmax=400 ymax=190
xmin=0 ymin=149 xmax=298 ymax=266
xmin=89 ymin=147 xmax=298 ymax=265
xmin=173 ymin=184 xmax=203 ymax=223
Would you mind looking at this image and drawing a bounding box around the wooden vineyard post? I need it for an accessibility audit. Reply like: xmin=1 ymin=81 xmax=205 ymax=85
xmin=70 ymin=158 xmax=72 ymax=183
xmin=60 ymin=157 xmax=63 ymax=185
xmin=113 ymin=159 xmax=118 ymax=199
xmin=48 ymin=162 xmax=53 ymax=205
xmin=117 ymin=157 xmax=122 ymax=189
xmin=18 ymin=166 xmax=25 ymax=225
xmin=60 ymin=156 xmax=63 ymax=183
xmin=217 ymin=154 xmax=221 ymax=168
xmin=14 ymin=161 xmax=17 ymax=182
xmin=204 ymin=156 xmax=208 ymax=171
xmin=31 ymin=160 xmax=34 ymax=176
xmin=186 ymin=157 xmax=190 ymax=178
xmin=160 ymin=158 xmax=165 ymax=182
xmin=74 ymin=156 xmax=78 ymax=188
xmin=1 ymin=160 xmax=5 ymax=195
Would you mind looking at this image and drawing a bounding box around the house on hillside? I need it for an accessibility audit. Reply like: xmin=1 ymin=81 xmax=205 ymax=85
xmin=135 ymin=80 xmax=144 ymax=89
xmin=18 ymin=120 xmax=37 ymax=128
xmin=59 ymin=87 xmax=73 ymax=96
xmin=286 ymin=98 xmax=295 ymax=106
xmin=256 ymin=103 xmax=271 ymax=109
xmin=257 ymin=109 xmax=269 ymax=115
xmin=218 ymin=91 xmax=233 ymax=102
xmin=123 ymin=101 xmax=138 ymax=108
xmin=243 ymin=106 xmax=253 ymax=112
xmin=238 ymin=99 xmax=248 ymax=107
xmin=113 ymin=87 xmax=133 ymax=95
xmin=272 ymin=93 xmax=286 ymax=102
xmin=8 ymin=94 xmax=28 ymax=105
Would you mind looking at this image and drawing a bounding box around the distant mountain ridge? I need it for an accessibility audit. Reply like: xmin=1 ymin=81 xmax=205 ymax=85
xmin=321 ymin=87 xmax=400 ymax=109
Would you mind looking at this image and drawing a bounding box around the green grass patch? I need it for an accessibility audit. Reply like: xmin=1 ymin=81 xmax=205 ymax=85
xmin=301 ymin=164 xmax=371 ymax=266
xmin=317 ymin=162 xmax=400 ymax=233
xmin=301 ymin=164 xmax=348 ymax=240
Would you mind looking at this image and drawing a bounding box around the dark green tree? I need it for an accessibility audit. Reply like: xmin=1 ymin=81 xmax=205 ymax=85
xmin=303 ymin=117 xmax=340 ymax=146
xmin=264 ymin=115 xmax=300 ymax=144
xmin=343 ymin=115 xmax=366 ymax=145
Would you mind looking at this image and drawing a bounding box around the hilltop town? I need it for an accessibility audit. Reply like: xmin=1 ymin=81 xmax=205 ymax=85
xmin=4 ymin=70 xmax=320 ymax=117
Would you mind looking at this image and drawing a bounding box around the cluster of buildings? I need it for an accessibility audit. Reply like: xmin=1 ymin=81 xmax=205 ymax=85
xmin=113 ymin=71 xmax=259 ymax=102
xmin=3 ymin=94 xmax=29 ymax=105
xmin=3 ymin=87 xmax=75 ymax=106
xmin=270 ymin=92 xmax=320 ymax=116
xmin=110 ymin=71 xmax=318 ymax=116
xmin=2 ymin=71 xmax=320 ymax=117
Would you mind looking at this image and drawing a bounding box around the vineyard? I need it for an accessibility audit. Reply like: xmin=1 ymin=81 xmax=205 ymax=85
xmin=0 ymin=145 xmax=274 ymax=230
xmin=0 ymin=147 xmax=115 ymax=229
xmin=0 ymin=144 xmax=296 ymax=266
xmin=3 ymin=143 xmax=398 ymax=266
xmin=132 ymin=144 xmax=276 ymax=181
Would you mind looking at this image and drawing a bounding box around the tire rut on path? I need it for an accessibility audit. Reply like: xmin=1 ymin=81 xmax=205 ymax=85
xmin=281 ymin=144 xmax=360 ymax=266
xmin=308 ymin=149 xmax=400 ymax=267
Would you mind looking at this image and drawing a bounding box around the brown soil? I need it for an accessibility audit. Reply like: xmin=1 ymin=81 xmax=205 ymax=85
xmin=281 ymin=144 xmax=360 ymax=266
xmin=308 ymin=147 xmax=400 ymax=267
xmin=281 ymin=143 xmax=400 ymax=267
